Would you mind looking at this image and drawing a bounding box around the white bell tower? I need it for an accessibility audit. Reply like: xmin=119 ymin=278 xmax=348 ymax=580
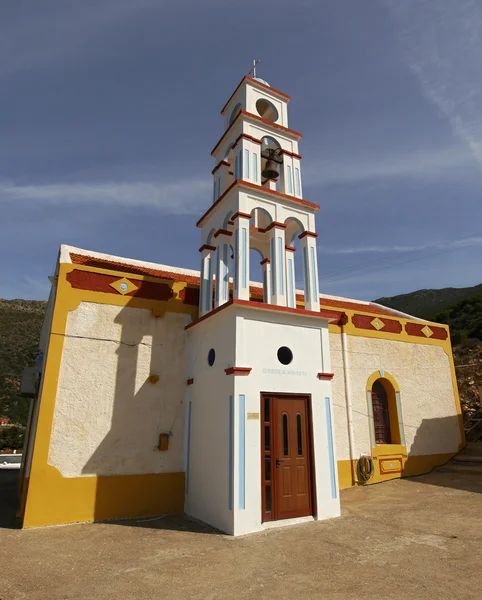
xmin=186 ymin=71 xmax=340 ymax=537
xmin=197 ymin=70 xmax=321 ymax=314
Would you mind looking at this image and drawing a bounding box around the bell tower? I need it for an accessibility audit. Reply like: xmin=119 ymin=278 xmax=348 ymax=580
xmin=186 ymin=71 xmax=339 ymax=537
xmin=197 ymin=69 xmax=321 ymax=314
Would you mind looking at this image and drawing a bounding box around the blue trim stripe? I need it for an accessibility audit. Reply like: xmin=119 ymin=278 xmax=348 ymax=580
xmin=310 ymin=246 xmax=318 ymax=300
xmin=222 ymin=244 xmax=228 ymax=302
xmin=295 ymin=167 xmax=300 ymax=196
xmin=303 ymin=246 xmax=310 ymax=302
xmin=239 ymin=395 xmax=246 ymax=510
xmin=270 ymin=237 xmax=275 ymax=295
xmin=186 ymin=401 xmax=192 ymax=494
xmin=287 ymin=165 xmax=293 ymax=194
xmin=396 ymin=392 xmax=406 ymax=446
xmin=217 ymin=178 xmax=221 ymax=199
xmin=205 ymin=256 xmax=212 ymax=313
xmin=277 ymin=236 xmax=284 ymax=295
xmin=242 ymin=228 xmax=247 ymax=289
xmin=234 ymin=230 xmax=239 ymax=292
xmin=288 ymin=258 xmax=295 ymax=307
xmin=263 ymin=269 xmax=268 ymax=301
xmin=244 ymin=149 xmax=249 ymax=179
xmin=367 ymin=391 xmax=375 ymax=446
xmin=253 ymin=153 xmax=258 ymax=183
xmin=325 ymin=397 xmax=337 ymax=499
xmin=215 ymin=247 xmax=221 ymax=304
xmin=228 ymin=396 xmax=233 ymax=511
xmin=234 ymin=155 xmax=238 ymax=180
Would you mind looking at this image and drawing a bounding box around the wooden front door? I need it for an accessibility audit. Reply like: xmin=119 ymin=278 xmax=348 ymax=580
xmin=261 ymin=394 xmax=313 ymax=522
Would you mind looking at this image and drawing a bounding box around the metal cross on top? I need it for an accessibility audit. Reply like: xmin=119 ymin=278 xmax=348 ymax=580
xmin=249 ymin=59 xmax=260 ymax=79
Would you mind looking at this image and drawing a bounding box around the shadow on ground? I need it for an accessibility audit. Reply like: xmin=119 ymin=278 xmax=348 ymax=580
xmin=0 ymin=471 xmax=21 ymax=529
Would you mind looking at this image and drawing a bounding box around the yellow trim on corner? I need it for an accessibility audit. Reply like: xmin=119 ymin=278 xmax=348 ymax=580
xmin=21 ymin=261 xmax=197 ymax=527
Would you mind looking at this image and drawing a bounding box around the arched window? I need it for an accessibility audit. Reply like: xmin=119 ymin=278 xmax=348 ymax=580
xmin=371 ymin=380 xmax=391 ymax=444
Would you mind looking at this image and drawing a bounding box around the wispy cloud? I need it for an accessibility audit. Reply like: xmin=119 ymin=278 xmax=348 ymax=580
xmin=304 ymin=143 xmax=475 ymax=187
xmin=385 ymin=0 xmax=482 ymax=165
xmin=0 ymin=178 xmax=211 ymax=215
xmin=319 ymin=235 xmax=482 ymax=255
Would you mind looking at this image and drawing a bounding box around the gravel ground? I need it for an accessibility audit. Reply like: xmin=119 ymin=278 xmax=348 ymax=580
xmin=1 ymin=469 xmax=481 ymax=600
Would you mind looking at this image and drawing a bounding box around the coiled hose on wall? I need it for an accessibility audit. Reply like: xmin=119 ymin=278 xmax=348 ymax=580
xmin=357 ymin=454 xmax=374 ymax=484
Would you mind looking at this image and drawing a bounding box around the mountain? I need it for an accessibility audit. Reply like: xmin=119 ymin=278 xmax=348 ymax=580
xmin=375 ymin=283 xmax=482 ymax=320
xmin=0 ymin=299 xmax=47 ymax=426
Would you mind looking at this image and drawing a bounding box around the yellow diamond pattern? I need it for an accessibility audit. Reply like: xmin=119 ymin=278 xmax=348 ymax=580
xmin=422 ymin=325 xmax=433 ymax=338
xmin=109 ymin=277 xmax=138 ymax=295
xmin=371 ymin=318 xmax=385 ymax=330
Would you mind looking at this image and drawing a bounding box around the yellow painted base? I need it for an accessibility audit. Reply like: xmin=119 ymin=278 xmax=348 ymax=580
xmin=22 ymin=465 xmax=185 ymax=528
xmin=337 ymin=452 xmax=457 ymax=490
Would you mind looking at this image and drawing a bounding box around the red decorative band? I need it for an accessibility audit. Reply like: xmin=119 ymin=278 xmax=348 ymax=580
xmin=405 ymin=322 xmax=448 ymax=340
xmin=66 ymin=270 xmax=174 ymax=302
xmin=260 ymin=258 xmax=271 ymax=265
xmin=211 ymin=160 xmax=230 ymax=175
xmin=213 ymin=228 xmax=233 ymax=238
xmin=186 ymin=378 xmax=194 ymax=386
xmin=299 ymin=231 xmax=318 ymax=240
xmin=231 ymin=211 xmax=252 ymax=221
xmin=225 ymin=367 xmax=252 ymax=376
xmin=199 ymin=244 xmax=216 ymax=252
xmin=266 ymin=221 xmax=288 ymax=231
xmin=285 ymin=245 xmax=296 ymax=252
xmin=318 ymin=372 xmax=335 ymax=380
xmin=352 ymin=314 xmax=402 ymax=334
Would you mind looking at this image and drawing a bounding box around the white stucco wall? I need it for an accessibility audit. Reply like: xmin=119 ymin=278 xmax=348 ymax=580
xmin=330 ymin=333 xmax=461 ymax=460
xmin=49 ymin=302 xmax=189 ymax=477
xmin=184 ymin=309 xmax=236 ymax=534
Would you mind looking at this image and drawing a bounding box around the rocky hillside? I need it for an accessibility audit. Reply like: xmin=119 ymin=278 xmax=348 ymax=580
xmin=0 ymin=299 xmax=47 ymax=426
xmin=375 ymin=283 xmax=482 ymax=319
xmin=453 ymin=343 xmax=482 ymax=424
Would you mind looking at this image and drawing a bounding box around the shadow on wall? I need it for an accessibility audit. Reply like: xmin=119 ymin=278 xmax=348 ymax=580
xmin=403 ymin=415 xmax=480 ymax=495
xmin=79 ymin=297 xmax=196 ymax=531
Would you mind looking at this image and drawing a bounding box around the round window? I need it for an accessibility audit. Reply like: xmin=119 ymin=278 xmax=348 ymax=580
xmin=256 ymin=98 xmax=278 ymax=122
xmin=277 ymin=346 xmax=293 ymax=365
xmin=208 ymin=348 xmax=216 ymax=366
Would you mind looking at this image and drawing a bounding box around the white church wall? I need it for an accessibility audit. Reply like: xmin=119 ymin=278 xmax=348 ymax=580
xmin=48 ymin=302 xmax=189 ymax=478
xmin=329 ymin=332 xmax=461 ymax=460
xmin=233 ymin=308 xmax=340 ymax=536
xmin=184 ymin=311 xmax=237 ymax=534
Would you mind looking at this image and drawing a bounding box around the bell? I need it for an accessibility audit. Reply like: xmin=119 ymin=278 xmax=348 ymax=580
xmin=261 ymin=159 xmax=279 ymax=180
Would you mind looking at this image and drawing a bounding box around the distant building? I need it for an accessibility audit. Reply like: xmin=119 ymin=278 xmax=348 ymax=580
xmin=19 ymin=74 xmax=465 ymax=535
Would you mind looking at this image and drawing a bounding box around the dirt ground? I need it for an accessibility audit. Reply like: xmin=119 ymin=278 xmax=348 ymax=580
xmin=1 ymin=470 xmax=481 ymax=600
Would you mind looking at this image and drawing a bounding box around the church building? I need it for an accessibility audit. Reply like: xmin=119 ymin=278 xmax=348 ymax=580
xmin=19 ymin=74 xmax=465 ymax=535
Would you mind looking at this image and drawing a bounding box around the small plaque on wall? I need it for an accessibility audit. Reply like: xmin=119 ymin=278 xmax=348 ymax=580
xmin=247 ymin=413 xmax=260 ymax=420
xmin=379 ymin=457 xmax=403 ymax=474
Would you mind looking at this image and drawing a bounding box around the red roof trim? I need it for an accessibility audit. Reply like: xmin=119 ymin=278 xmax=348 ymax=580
xmin=221 ymin=76 xmax=291 ymax=116
xmin=199 ymin=244 xmax=216 ymax=253
xmin=213 ymin=228 xmax=233 ymax=239
xmin=68 ymin=253 xmax=405 ymax=319
xmin=212 ymin=160 xmax=230 ymax=175
xmin=211 ymin=110 xmax=301 ymax=156
xmin=266 ymin=221 xmax=287 ymax=231
xmin=196 ymin=181 xmax=320 ymax=228
xmin=318 ymin=372 xmax=335 ymax=380
xmin=299 ymin=231 xmax=318 ymax=240
xmin=225 ymin=367 xmax=252 ymax=376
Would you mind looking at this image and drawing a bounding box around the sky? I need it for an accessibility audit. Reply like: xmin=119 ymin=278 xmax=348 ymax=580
xmin=1 ymin=0 xmax=482 ymax=302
